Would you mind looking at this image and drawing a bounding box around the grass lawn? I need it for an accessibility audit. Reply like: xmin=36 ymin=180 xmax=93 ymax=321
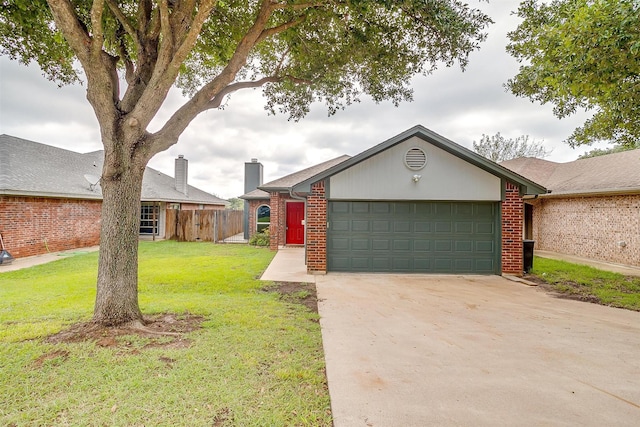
xmin=530 ymin=256 xmax=640 ymax=311
xmin=0 ymin=241 xmax=332 ymax=426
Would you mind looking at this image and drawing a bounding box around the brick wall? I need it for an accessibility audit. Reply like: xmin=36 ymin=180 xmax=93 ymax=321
xmin=530 ymin=194 xmax=640 ymax=267
xmin=306 ymin=181 xmax=327 ymax=273
xmin=0 ymin=195 xmax=102 ymax=258
xmin=246 ymin=199 xmax=268 ymax=238
xmin=269 ymin=192 xmax=282 ymax=250
xmin=267 ymin=192 xmax=297 ymax=250
xmin=501 ymin=182 xmax=524 ymax=275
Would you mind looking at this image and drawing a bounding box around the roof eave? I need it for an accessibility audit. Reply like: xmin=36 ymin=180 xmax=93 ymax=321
xmin=256 ymin=186 xmax=291 ymax=193
xmin=239 ymin=194 xmax=270 ymax=200
xmin=140 ymin=197 xmax=228 ymax=205
xmin=0 ymin=189 xmax=103 ymax=200
xmin=540 ymin=187 xmax=640 ymax=198
xmin=292 ymin=125 xmax=548 ymax=195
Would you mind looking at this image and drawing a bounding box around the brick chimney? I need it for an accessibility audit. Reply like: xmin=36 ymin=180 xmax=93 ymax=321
xmin=175 ymin=155 xmax=188 ymax=196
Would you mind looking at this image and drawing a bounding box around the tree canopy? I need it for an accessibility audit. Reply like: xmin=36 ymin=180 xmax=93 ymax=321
xmin=1 ymin=0 xmax=492 ymax=128
xmin=473 ymin=132 xmax=550 ymax=162
xmin=578 ymin=142 xmax=639 ymax=159
xmin=506 ymin=0 xmax=640 ymax=147
xmin=0 ymin=0 xmax=492 ymax=326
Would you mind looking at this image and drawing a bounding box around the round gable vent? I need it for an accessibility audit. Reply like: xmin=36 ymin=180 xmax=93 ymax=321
xmin=404 ymin=147 xmax=427 ymax=170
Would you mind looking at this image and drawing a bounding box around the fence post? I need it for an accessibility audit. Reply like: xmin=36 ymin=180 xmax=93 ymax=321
xmin=213 ymin=211 xmax=218 ymax=243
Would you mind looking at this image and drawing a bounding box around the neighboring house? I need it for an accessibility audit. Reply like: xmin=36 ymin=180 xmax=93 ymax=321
xmin=501 ymin=149 xmax=640 ymax=267
xmin=241 ymin=125 xmax=546 ymax=275
xmin=0 ymin=135 xmax=228 ymax=258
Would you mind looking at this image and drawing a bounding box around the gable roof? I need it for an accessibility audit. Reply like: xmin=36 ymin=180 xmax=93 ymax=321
xmin=291 ymin=125 xmax=547 ymax=195
xmin=0 ymin=134 xmax=228 ymax=205
xmin=501 ymin=148 xmax=640 ymax=196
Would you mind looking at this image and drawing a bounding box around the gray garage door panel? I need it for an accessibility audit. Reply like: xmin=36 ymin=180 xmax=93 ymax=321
xmin=327 ymin=201 xmax=499 ymax=274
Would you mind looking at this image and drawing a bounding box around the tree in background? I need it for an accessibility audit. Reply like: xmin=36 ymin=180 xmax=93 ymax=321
xmin=227 ymin=198 xmax=244 ymax=211
xmin=578 ymin=143 xmax=640 ymax=159
xmin=0 ymin=1 xmax=491 ymax=326
xmin=506 ymin=0 xmax=640 ymax=148
xmin=473 ymin=133 xmax=551 ymax=162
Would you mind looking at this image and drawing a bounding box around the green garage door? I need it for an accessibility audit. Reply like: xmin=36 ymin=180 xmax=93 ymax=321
xmin=327 ymin=201 xmax=499 ymax=274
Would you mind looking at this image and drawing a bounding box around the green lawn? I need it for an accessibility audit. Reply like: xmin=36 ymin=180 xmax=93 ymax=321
xmin=0 ymin=242 xmax=332 ymax=426
xmin=530 ymin=256 xmax=640 ymax=311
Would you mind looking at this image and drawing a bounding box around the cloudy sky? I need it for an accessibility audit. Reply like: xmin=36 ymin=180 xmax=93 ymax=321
xmin=0 ymin=1 xmax=602 ymax=200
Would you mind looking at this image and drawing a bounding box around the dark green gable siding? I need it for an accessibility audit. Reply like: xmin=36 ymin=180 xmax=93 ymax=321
xmin=327 ymin=201 xmax=499 ymax=274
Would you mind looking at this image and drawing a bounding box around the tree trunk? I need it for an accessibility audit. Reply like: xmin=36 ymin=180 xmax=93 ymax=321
xmin=93 ymin=161 xmax=145 ymax=326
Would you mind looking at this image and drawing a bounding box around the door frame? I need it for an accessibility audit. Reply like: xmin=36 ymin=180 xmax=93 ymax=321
xmin=285 ymin=201 xmax=306 ymax=245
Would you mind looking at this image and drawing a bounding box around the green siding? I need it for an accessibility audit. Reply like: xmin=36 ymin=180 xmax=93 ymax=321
xmin=327 ymin=201 xmax=499 ymax=274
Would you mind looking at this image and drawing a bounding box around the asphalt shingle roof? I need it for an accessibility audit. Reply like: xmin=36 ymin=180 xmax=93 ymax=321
xmin=0 ymin=134 xmax=228 ymax=205
xmin=500 ymin=148 xmax=640 ymax=196
xmin=257 ymin=155 xmax=351 ymax=192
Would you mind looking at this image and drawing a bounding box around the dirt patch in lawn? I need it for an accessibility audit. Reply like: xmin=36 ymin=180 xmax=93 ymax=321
xmin=32 ymin=349 xmax=70 ymax=368
xmin=45 ymin=313 xmax=203 ymax=349
xmin=40 ymin=283 xmax=319 ymax=350
xmin=525 ymin=275 xmax=602 ymax=304
xmin=263 ymin=282 xmax=319 ymax=315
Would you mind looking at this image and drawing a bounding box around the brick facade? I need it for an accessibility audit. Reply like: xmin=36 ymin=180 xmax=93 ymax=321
xmin=501 ymin=182 xmax=524 ymax=275
xmin=259 ymin=180 xmax=526 ymax=275
xmin=261 ymin=180 xmax=526 ymax=275
xmin=306 ymin=181 xmax=327 ymax=273
xmin=246 ymin=199 xmax=265 ymax=239
xmin=529 ymin=194 xmax=640 ymax=267
xmin=0 ymin=195 xmax=102 ymax=258
xmin=269 ymin=192 xmax=282 ymax=250
xmin=266 ymin=192 xmax=300 ymax=250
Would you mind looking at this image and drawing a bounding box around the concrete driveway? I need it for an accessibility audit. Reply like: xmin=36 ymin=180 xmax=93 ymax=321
xmin=316 ymin=274 xmax=640 ymax=426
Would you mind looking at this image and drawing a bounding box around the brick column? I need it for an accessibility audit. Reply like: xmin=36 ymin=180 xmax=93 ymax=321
xmin=306 ymin=181 xmax=327 ymax=273
xmin=501 ymin=182 xmax=524 ymax=275
xmin=269 ymin=192 xmax=281 ymax=250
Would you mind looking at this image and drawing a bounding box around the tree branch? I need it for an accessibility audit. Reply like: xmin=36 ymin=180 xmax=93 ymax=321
xmin=105 ymin=0 xmax=142 ymax=54
xmin=208 ymin=77 xmax=282 ymax=109
xmin=89 ymin=0 xmax=105 ymax=59
xmin=46 ymin=0 xmax=119 ymax=131
xmin=46 ymin=0 xmax=92 ymax=63
xmin=170 ymin=0 xmax=218 ymax=71
xmin=257 ymin=15 xmax=307 ymax=44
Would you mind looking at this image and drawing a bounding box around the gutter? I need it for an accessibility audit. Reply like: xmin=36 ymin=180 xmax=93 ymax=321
xmin=0 ymin=189 xmax=103 ymax=200
xmin=538 ymin=187 xmax=640 ymax=199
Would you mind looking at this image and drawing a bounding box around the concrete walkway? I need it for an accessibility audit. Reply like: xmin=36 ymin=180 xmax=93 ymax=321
xmin=260 ymin=247 xmax=317 ymax=283
xmin=0 ymin=246 xmax=100 ymax=273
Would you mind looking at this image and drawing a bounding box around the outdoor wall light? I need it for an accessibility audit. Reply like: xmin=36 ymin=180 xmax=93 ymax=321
xmin=412 ymin=174 xmax=422 ymax=183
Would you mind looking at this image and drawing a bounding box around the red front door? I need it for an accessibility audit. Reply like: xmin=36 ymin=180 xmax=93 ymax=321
xmin=286 ymin=202 xmax=305 ymax=245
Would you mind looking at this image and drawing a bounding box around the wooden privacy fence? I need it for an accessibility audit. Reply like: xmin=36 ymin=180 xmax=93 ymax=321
xmin=166 ymin=209 xmax=244 ymax=242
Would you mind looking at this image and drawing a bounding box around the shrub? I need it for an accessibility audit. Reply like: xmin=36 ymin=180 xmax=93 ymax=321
xmin=249 ymin=227 xmax=270 ymax=246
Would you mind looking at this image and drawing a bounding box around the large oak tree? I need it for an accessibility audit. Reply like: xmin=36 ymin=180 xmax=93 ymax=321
xmin=506 ymin=0 xmax=640 ymax=147
xmin=0 ymin=0 xmax=491 ymax=326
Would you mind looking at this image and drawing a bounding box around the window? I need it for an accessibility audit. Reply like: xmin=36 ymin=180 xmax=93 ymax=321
xmin=256 ymin=205 xmax=270 ymax=232
xmin=140 ymin=202 xmax=159 ymax=235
